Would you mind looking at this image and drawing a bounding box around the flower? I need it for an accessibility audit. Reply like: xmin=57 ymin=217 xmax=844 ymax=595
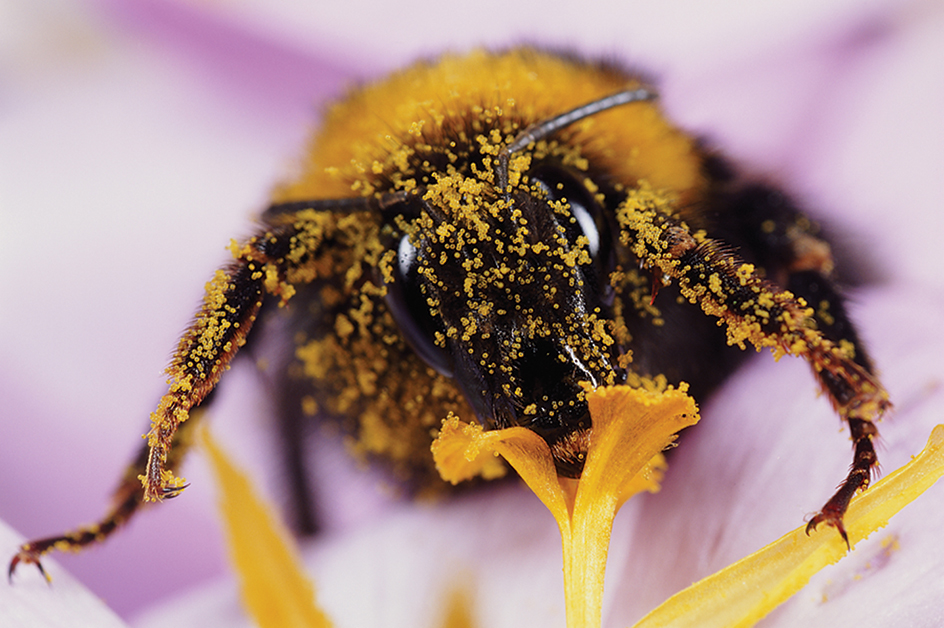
xmin=433 ymin=384 xmax=697 ymax=628
xmin=193 ymin=385 xmax=943 ymax=628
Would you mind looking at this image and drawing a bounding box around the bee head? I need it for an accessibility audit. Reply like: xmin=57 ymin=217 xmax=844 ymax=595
xmin=376 ymin=88 xmax=656 ymax=478
xmin=381 ymin=158 xmax=626 ymax=477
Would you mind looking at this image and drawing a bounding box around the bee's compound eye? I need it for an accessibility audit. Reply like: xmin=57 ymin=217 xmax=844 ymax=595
xmin=383 ymin=233 xmax=455 ymax=377
xmin=531 ymin=165 xmax=614 ymax=303
xmin=533 ymin=177 xmax=600 ymax=259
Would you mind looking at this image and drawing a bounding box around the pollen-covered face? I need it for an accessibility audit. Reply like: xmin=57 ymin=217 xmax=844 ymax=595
xmin=379 ymin=134 xmax=626 ymax=476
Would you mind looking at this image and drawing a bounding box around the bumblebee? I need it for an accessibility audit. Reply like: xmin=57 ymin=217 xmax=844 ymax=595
xmin=10 ymin=48 xmax=889 ymax=577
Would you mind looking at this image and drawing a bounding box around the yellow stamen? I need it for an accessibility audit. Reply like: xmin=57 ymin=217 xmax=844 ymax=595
xmin=633 ymin=424 xmax=944 ymax=628
xmin=433 ymin=384 xmax=699 ymax=628
xmin=438 ymin=586 xmax=478 ymax=628
xmin=200 ymin=427 xmax=333 ymax=628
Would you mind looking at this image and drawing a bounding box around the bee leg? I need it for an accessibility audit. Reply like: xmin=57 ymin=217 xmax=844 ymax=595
xmin=139 ymin=254 xmax=270 ymax=502
xmin=714 ymin=182 xmax=885 ymax=548
xmin=783 ymin=267 xmax=883 ymax=549
xmin=620 ymin=195 xmax=889 ymax=544
xmin=8 ymin=412 xmax=201 ymax=583
xmin=139 ymin=213 xmax=346 ymax=503
xmin=712 ymin=181 xmax=877 ymax=373
xmin=789 ymin=275 xmax=881 ymax=547
xmin=804 ymin=417 xmax=879 ymax=547
xmin=779 ymin=255 xmax=882 ymax=549
xmin=9 ymin=219 xmax=318 ymax=580
xmin=9 ymin=460 xmax=146 ymax=583
xmin=275 ymin=372 xmax=320 ymax=536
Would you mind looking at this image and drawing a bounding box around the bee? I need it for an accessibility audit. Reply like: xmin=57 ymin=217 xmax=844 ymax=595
xmin=9 ymin=48 xmax=889 ymax=580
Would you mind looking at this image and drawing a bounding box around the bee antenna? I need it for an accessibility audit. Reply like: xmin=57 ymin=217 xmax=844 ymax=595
xmin=264 ymin=196 xmax=375 ymax=218
xmin=264 ymin=190 xmax=412 ymax=219
xmin=494 ymin=86 xmax=657 ymax=196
